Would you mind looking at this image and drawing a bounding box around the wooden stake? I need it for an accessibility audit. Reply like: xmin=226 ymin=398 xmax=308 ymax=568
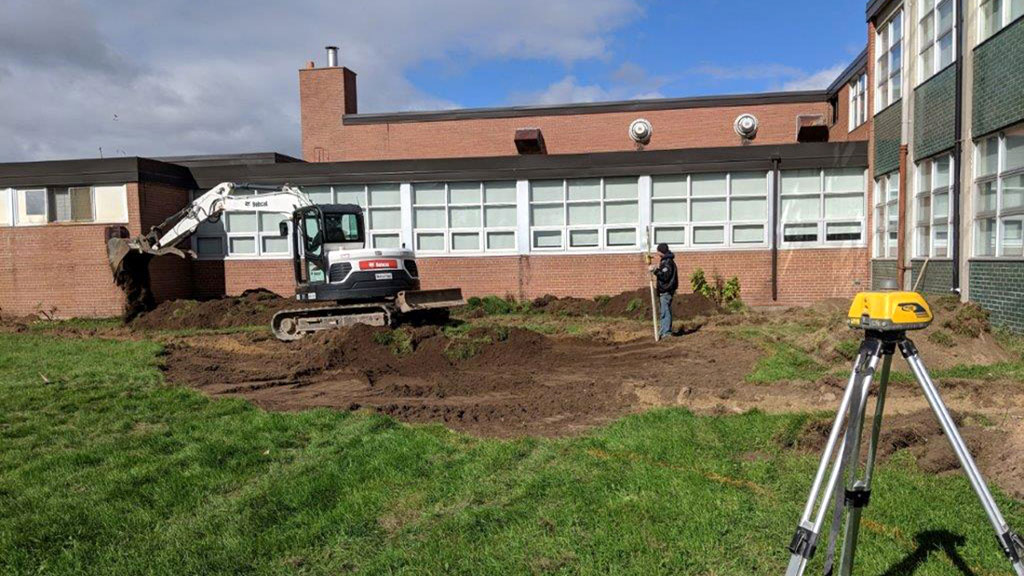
xmin=645 ymin=226 xmax=660 ymax=342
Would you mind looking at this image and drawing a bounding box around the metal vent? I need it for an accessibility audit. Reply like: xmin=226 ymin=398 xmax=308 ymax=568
xmin=404 ymin=260 xmax=419 ymax=278
xmin=328 ymin=262 xmax=352 ymax=282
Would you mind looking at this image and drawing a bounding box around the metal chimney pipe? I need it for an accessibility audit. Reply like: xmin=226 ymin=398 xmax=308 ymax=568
xmin=325 ymin=46 xmax=338 ymax=67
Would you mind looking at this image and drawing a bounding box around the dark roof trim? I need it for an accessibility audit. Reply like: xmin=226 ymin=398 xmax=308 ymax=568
xmin=188 ymin=142 xmax=868 ymax=188
xmin=826 ymin=49 xmax=869 ymax=96
xmin=866 ymin=0 xmax=898 ymax=21
xmin=0 ymin=157 xmax=196 ymax=189
xmin=154 ymin=152 xmax=304 ymax=168
xmin=342 ymin=90 xmax=829 ymax=125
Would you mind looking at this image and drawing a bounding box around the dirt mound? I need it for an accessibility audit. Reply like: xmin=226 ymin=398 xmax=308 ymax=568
xmin=531 ymin=289 xmax=719 ymax=322
xmin=130 ymin=289 xmax=311 ymax=331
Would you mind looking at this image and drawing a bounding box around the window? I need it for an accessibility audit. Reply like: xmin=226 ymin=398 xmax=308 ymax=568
xmin=914 ymin=155 xmax=954 ymax=257
xmin=49 ymin=187 xmax=94 ymax=222
xmin=780 ymin=168 xmax=866 ymax=247
xmin=306 ymin=183 xmax=402 ymax=249
xmin=875 ymin=8 xmax=904 ymax=111
xmin=849 ymin=73 xmax=869 ymax=130
xmin=650 ymin=172 xmax=769 ymax=249
xmin=974 ymin=127 xmax=1024 ymax=257
xmin=980 ymin=0 xmax=1024 ymax=43
xmin=15 ymin=188 xmax=48 ymax=225
xmin=192 ymin=188 xmax=292 ymax=258
xmin=0 ymin=189 xmax=11 ymax=226
xmin=529 ymin=177 xmax=639 ymax=250
xmin=918 ymin=0 xmax=955 ymax=83
xmin=413 ymin=181 xmax=516 ymax=254
xmin=874 ymin=173 xmax=901 ymax=258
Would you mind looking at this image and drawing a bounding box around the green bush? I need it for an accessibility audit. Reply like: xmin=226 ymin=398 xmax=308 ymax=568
xmin=625 ymin=298 xmax=644 ymax=313
xmin=690 ymin=268 xmax=742 ymax=307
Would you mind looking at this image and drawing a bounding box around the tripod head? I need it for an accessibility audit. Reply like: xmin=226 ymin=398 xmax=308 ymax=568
xmin=847 ymin=290 xmax=932 ymax=332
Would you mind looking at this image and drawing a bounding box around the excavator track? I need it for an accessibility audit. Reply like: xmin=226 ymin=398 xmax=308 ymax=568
xmin=271 ymin=303 xmax=395 ymax=341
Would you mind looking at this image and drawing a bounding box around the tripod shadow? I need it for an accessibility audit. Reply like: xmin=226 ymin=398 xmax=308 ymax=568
xmin=879 ymin=530 xmax=976 ymax=576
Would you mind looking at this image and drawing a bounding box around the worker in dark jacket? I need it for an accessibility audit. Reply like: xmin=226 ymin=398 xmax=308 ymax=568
xmin=650 ymin=243 xmax=678 ymax=339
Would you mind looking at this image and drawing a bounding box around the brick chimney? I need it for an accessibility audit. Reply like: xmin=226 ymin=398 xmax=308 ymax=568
xmin=299 ymin=46 xmax=358 ymax=162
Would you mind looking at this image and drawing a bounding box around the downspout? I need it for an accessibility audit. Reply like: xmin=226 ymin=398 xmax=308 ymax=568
xmin=897 ymin=144 xmax=909 ymax=289
xmin=951 ymin=0 xmax=964 ymax=295
xmin=771 ymin=155 xmax=781 ymax=301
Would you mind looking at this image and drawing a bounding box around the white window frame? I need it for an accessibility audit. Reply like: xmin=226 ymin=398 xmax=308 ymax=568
xmin=973 ymin=126 xmax=1024 ymax=258
xmin=0 ymin=188 xmax=13 ymax=227
xmin=529 ymin=177 xmax=641 ymax=252
xmin=913 ymin=154 xmax=955 ymax=258
xmin=13 ymin=188 xmax=48 ymax=226
xmin=917 ymin=0 xmax=956 ymax=84
xmin=780 ymin=168 xmax=868 ymax=249
xmin=191 ymin=188 xmax=293 ymax=260
xmin=49 ymin=186 xmax=97 ymax=223
xmin=650 ymin=172 xmax=771 ymax=251
xmin=412 ymin=181 xmax=518 ymax=255
xmin=979 ymin=0 xmax=1024 ymax=44
xmin=874 ymin=172 xmax=901 ymax=259
xmin=849 ymin=73 xmax=869 ymax=131
xmin=875 ymin=8 xmax=904 ymax=112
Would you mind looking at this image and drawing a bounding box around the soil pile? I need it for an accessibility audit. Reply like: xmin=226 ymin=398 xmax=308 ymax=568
xmin=531 ymin=289 xmax=719 ymax=322
xmin=130 ymin=289 xmax=311 ymax=331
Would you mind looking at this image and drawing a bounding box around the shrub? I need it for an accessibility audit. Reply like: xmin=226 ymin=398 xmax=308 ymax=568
xmin=690 ymin=268 xmax=742 ymax=307
xmin=626 ymin=298 xmax=644 ymax=313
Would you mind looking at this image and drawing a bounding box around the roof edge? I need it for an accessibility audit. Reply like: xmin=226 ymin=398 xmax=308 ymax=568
xmin=826 ymin=49 xmax=870 ymax=96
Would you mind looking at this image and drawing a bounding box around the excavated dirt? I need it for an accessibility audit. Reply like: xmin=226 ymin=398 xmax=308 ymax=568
xmin=130 ymin=289 xmax=316 ymax=331
xmin=531 ymin=288 xmax=719 ymax=322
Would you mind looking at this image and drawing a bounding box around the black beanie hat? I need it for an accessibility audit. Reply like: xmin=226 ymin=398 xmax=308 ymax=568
xmin=657 ymin=243 xmax=670 ymax=254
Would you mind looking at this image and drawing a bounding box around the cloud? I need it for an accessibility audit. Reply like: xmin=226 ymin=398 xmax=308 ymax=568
xmin=691 ymin=61 xmax=848 ymax=92
xmin=513 ymin=62 xmax=668 ymax=105
xmin=781 ymin=64 xmax=850 ymax=91
xmin=0 ymin=0 xmax=642 ymax=161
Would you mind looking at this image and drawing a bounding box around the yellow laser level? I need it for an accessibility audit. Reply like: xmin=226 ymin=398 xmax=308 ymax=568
xmin=846 ymin=290 xmax=932 ymax=332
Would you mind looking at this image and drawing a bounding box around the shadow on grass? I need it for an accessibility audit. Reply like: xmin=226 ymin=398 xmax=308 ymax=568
xmin=879 ymin=530 xmax=976 ymax=576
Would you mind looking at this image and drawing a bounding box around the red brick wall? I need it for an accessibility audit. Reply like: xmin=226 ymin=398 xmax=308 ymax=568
xmin=299 ymin=67 xmax=832 ymax=162
xmin=135 ymin=182 xmax=194 ymax=303
xmin=829 ymin=81 xmax=872 ymax=143
xmin=191 ymin=259 xmax=296 ymax=300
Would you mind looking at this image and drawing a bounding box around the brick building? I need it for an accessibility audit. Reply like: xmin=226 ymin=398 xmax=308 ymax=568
xmin=1 ymin=0 xmax=1023 ymax=330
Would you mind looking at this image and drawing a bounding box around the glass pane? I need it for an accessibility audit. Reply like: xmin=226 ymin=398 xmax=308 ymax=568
xmin=451 ymin=232 xmax=479 ymax=251
xmin=607 ymin=228 xmax=636 ymax=246
xmin=568 ymin=203 xmax=600 ymax=225
xmin=691 ymin=198 xmax=726 ymax=222
xmin=605 ymin=202 xmax=638 ymax=224
xmin=449 ymin=206 xmax=481 ymax=228
xmin=733 ymin=225 xmax=764 ymax=244
xmin=1002 ymin=218 xmax=1024 ymax=257
xmin=825 ymin=168 xmax=864 ymax=192
xmin=652 ymin=175 xmax=686 ymax=198
xmin=225 ymin=212 xmax=257 ymax=233
xmin=693 ymin=226 xmax=724 ymax=245
xmin=920 ymin=46 xmax=934 ymax=79
xmin=24 ymin=189 xmax=46 ymax=216
xmin=50 ymin=189 xmax=70 ymax=221
xmin=368 ymin=184 xmax=400 ymax=206
xmin=933 ymin=191 xmax=949 ymax=220
xmin=982 ymin=0 xmax=1003 ymax=38
xmin=531 ymin=180 xmax=563 ymax=202
xmin=485 ymin=205 xmax=516 ymax=227
xmin=260 ymin=212 xmax=286 ymax=232
xmin=569 ymin=229 xmax=599 ymax=248
xmin=781 ymin=170 xmax=820 ymax=194
xmin=917 ymin=195 xmax=932 ymax=224
xmin=484 ymin=181 xmax=517 ymax=204
xmin=824 ymin=194 xmax=864 ymax=219
xmin=1007 ymin=133 xmax=1024 ymax=171
xmin=415 ymin=207 xmax=445 ymax=228
xmin=196 ymin=237 xmax=223 ymax=255
xmin=785 ymin=223 xmax=819 ymax=242
xmin=920 ymin=12 xmax=935 ymax=46
xmin=372 ymin=235 xmax=401 ymax=249
xmin=449 ymin=182 xmax=481 ymax=204
xmin=334 ymin=185 xmax=366 ymax=207
xmin=305 ymin=186 xmax=333 ymax=204
xmin=937 ymin=34 xmax=953 ymax=68
xmin=826 ymin=222 xmax=862 ymax=242
xmin=1003 ymin=174 xmax=1024 ymax=211
xmin=1014 ymin=0 xmax=1024 ymax=22
xmin=414 ymin=183 xmax=445 ymax=205
xmin=918 ymin=161 xmax=933 ymax=192
xmin=937 ymin=0 xmax=953 ymax=34
xmin=534 ymin=230 xmax=562 ymax=248
xmin=66 ymin=187 xmax=91 ymax=221
xmin=567 ymin=179 xmax=600 ymax=201
xmin=487 ymin=231 xmax=515 ymax=250
xmin=731 ymin=172 xmax=766 ymax=196
xmin=935 ymin=224 xmax=949 ymax=256
xmin=781 ymin=196 xmax=819 ymax=221
xmin=262 ymin=236 xmax=289 ymax=254
xmin=370 ymin=208 xmax=401 ymax=230
xmin=977 ymin=181 xmax=998 ymax=213
xmin=652 ymin=199 xmax=687 ymax=223
xmin=935 ymin=156 xmax=951 ymax=187
xmin=891 ymin=71 xmax=902 ymax=101
xmin=916 ymin=227 xmax=931 ymax=256
xmin=891 ymin=11 xmax=903 ymax=42
xmin=531 ymin=205 xmax=563 ymax=226
xmin=604 ymin=177 xmax=638 ymax=200
xmin=229 ymin=236 xmax=256 ymax=255
xmin=691 ymin=173 xmax=727 ymax=196
xmin=975 ymin=218 xmax=996 ymax=256
xmin=417 ymin=233 xmax=445 ymax=251
xmin=731 ymin=197 xmax=767 ymax=221
xmin=887 ymin=176 xmax=900 ymax=202
xmin=654 ymin=227 xmax=686 ymax=245
xmin=978 ymin=136 xmax=1000 ymax=176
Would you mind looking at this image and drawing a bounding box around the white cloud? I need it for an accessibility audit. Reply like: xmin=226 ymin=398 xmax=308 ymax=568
xmin=691 ymin=61 xmax=848 ymax=92
xmin=780 ymin=64 xmax=849 ymax=91
xmin=513 ymin=62 xmax=669 ymax=105
xmin=0 ymin=0 xmax=642 ymax=161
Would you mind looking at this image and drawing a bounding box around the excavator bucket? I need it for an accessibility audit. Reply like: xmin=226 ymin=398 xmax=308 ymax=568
xmin=107 ymin=237 xmax=135 ymax=277
xmin=396 ymin=288 xmax=466 ymax=313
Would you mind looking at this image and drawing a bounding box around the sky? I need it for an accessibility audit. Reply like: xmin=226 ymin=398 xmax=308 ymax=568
xmin=0 ymin=0 xmax=868 ymax=162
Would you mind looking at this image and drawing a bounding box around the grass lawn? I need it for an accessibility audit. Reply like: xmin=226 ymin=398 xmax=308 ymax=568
xmin=1 ymin=332 xmax=1022 ymax=575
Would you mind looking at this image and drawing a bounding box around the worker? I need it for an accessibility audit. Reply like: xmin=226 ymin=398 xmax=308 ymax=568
xmin=649 ymin=243 xmax=678 ymax=339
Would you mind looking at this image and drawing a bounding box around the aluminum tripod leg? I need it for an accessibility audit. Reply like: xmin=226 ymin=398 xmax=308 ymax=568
xmin=784 ymin=338 xmax=884 ymax=576
xmin=899 ymin=338 xmax=1024 ymax=576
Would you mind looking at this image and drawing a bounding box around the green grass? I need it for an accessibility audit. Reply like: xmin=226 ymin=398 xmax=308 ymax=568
xmin=0 ymin=333 xmax=1022 ymax=575
xmin=746 ymin=343 xmax=827 ymax=383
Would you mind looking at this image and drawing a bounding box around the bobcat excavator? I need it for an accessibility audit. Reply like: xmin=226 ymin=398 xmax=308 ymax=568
xmin=107 ymin=182 xmax=464 ymax=340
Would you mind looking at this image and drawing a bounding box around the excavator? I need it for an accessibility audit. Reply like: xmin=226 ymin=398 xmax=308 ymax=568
xmin=107 ymin=182 xmax=464 ymax=340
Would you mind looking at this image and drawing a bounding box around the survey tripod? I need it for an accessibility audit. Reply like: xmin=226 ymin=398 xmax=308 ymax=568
xmin=784 ymin=290 xmax=1024 ymax=576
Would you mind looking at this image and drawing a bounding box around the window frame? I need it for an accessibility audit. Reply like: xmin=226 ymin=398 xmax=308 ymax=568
xmin=191 ymin=188 xmax=295 ymax=260
xmin=875 ymin=8 xmax=904 ymax=112
xmin=529 ymin=177 xmax=640 ymax=252
xmin=413 ymin=181 xmax=518 ymax=255
xmin=873 ymin=172 xmax=901 ymax=259
xmin=848 ymin=73 xmax=869 ymax=131
xmin=979 ymin=0 xmax=1024 ymax=43
xmin=917 ymin=0 xmax=956 ymax=85
xmin=973 ymin=126 xmax=1024 ymax=258
xmin=913 ymin=154 xmax=955 ymax=258
xmin=779 ymin=168 xmax=868 ymax=250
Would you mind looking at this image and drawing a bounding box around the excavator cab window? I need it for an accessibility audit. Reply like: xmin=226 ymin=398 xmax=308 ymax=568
xmin=323 ymin=211 xmax=363 ymax=244
xmin=295 ymin=208 xmax=326 ymax=284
